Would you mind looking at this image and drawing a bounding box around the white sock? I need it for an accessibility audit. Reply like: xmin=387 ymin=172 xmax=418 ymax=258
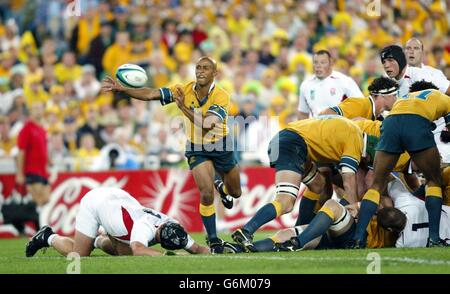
xmin=47 ymin=234 xmax=57 ymax=246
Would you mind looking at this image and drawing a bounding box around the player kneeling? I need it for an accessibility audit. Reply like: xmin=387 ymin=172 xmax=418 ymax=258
xmin=25 ymin=187 xmax=218 ymax=257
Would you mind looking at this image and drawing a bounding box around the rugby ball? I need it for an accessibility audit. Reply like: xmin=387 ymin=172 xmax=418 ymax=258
xmin=115 ymin=64 xmax=148 ymax=88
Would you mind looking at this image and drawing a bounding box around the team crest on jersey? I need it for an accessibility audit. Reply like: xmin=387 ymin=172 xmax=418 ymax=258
xmin=330 ymin=88 xmax=336 ymax=95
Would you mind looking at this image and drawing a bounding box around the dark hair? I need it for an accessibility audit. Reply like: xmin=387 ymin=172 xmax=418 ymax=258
xmin=159 ymin=223 xmax=188 ymax=250
xmin=314 ymin=50 xmax=331 ymax=59
xmin=377 ymin=207 xmax=407 ymax=234
xmin=368 ymin=77 xmax=399 ymax=95
xmin=380 ymin=45 xmax=407 ymax=72
xmin=409 ymin=80 xmax=439 ymax=92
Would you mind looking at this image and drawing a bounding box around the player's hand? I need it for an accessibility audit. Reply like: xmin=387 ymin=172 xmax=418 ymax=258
xmin=345 ymin=203 xmax=360 ymax=219
xmin=173 ymin=86 xmax=185 ymax=108
xmin=101 ymin=76 xmax=124 ymax=93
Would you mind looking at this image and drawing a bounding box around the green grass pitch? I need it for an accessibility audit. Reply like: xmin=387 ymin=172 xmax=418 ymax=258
xmin=1 ymin=232 xmax=449 ymax=274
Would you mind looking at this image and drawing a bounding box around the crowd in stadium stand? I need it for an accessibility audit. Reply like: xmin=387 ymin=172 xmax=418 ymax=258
xmin=0 ymin=0 xmax=449 ymax=173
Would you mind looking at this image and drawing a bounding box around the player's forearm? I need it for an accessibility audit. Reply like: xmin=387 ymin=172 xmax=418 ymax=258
xmin=130 ymin=243 xmax=164 ymax=256
xmin=179 ymin=105 xmax=215 ymax=131
xmin=120 ymin=87 xmax=161 ymax=102
xmin=342 ymin=173 xmax=358 ymax=203
xmin=185 ymin=243 xmax=210 ymax=254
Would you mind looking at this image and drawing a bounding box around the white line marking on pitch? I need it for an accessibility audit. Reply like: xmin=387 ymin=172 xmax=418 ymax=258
xmin=179 ymin=255 xmax=450 ymax=265
xmin=4 ymin=255 xmax=450 ymax=266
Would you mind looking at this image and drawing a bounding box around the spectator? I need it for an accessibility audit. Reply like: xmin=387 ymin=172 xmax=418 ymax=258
xmin=47 ymin=128 xmax=70 ymax=172
xmin=0 ymin=115 xmax=15 ymax=157
xmin=74 ymin=133 xmax=100 ymax=171
xmin=102 ymin=31 xmax=131 ymax=77
xmin=62 ymin=116 xmax=78 ymax=154
xmin=74 ymin=64 xmax=101 ymax=101
xmin=86 ymin=20 xmax=113 ymax=78
xmin=76 ymin=106 xmax=103 ymax=149
xmin=53 ymin=51 xmax=82 ymax=83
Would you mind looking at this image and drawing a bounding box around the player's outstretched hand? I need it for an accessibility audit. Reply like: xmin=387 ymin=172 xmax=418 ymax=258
xmin=173 ymin=86 xmax=185 ymax=108
xmin=101 ymin=76 xmax=125 ymax=93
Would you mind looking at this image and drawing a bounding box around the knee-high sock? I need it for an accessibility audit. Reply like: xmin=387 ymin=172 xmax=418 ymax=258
xmin=425 ymin=186 xmax=443 ymax=242
xmin=296 ymin=189 xmax=320 ymax=225
xmin=200 ymin=204 xmax=217 ymax=241
xmin=243 ymin=201 xmax=282 ymax=234
xmin=353 ymin=189 xmax=380 ymax=242
xmin=297 ymin=207 xmax=334 ymax=247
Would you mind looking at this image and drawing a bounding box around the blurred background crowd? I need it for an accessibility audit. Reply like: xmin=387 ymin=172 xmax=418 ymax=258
xmin=0 ymin=0 xmax=449 ymax=173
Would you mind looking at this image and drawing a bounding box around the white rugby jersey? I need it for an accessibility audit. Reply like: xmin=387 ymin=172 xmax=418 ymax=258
xmin=298 ymin=70 xmax=364 ymax=117
xmin=387 ymin=177 xmax=450 ymax=248
xmin=395 ymin=65 xmax=450 ymax=98
xmin=75 ymin=187 xmax=194 ymax=249
xmin=422 ymin=64 xmax=447 ymax=81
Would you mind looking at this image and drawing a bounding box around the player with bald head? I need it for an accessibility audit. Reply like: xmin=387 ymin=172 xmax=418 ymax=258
xmin=101 ymin=57 xmax=242 ymax=253
xmin=404 ymin=38 xmax=447 ymax=80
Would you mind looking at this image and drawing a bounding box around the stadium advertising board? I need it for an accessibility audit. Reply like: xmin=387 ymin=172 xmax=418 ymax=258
xmin=0 ymin=167 xmax=302 ymax=236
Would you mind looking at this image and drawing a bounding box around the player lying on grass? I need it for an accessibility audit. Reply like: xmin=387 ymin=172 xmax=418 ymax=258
xmin=247 ymin=196 xmax=395 ymax=252
xmin=378 ymin=174 xmax=450 ymax=247
xmin=25 ymin=187 xmax=217 ymax=257
xmin=250 ymin=175 xmax=449 ymax=252
xmin=232 ymin=115 xmax=365 ymax=252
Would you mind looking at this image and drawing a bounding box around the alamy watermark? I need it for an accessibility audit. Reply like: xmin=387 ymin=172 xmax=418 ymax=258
xmin=366 ymin=252 xmax=381 ymax=274
xmin=64 ymin=0 xmax=82 ymax=18
xmin=366 ymin=0 xmax=381 ymax=17
xmin=171 ymin=113 xmax=281 ymax=156
xmin=66 ymin=252 xmax=81 ymax=274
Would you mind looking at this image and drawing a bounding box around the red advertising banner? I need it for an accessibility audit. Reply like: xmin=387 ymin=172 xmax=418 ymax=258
xmin=0 ymin=167 xmax=302 ymax=236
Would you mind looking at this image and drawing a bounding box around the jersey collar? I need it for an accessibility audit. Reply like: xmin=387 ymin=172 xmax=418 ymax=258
xmin=193 ymin=82 xmax=215 ymax=106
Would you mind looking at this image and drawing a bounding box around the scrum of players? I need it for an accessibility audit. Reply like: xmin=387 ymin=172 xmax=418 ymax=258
xmin=26 ymin=39 xmax=450 ymax=258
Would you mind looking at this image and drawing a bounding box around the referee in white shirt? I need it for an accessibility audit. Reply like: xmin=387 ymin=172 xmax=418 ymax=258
xmin=297 ymin=50 xmax=364 ymax=120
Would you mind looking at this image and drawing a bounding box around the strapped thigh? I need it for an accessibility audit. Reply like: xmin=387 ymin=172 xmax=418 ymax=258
xmin=302 ymin=161 xmax=318 ymax=185
xmin=276 ymin=182 xmax=300 ymax=198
